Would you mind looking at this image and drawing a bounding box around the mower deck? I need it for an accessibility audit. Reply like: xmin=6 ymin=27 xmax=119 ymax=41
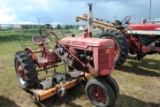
xmin=30 ymin=73 xmax=90 ymax=101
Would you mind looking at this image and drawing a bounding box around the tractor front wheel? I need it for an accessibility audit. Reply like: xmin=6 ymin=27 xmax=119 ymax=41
xmin=98 ymin=29 xmax=128 ymax=67
xmin=97 ymin=76 xmax=119 ymax=101
xmin=85 ymin=78 xmax=115 ymax=107
xmin=14 ymin=51 xmax=38 ymax=91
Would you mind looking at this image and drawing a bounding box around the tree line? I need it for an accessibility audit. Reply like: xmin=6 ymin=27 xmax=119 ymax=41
xmin=21 ymin=24 xmax=85 ymax=30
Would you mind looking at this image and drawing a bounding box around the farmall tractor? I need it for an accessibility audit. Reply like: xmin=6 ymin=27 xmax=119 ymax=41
xmin=76 ymin=14 xmax=160 ymax=68
xmin=14 ymin=4 xmax=119 ymax=107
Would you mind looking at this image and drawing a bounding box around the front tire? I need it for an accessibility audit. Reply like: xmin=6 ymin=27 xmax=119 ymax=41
xmin=97 ymin=76 xmax=119 ymax=101
xmin=14 ymin=51 xmax=38 ymax=91
xmin=85 ymin=78 xmax=115 ymax=107
xmin=98 ymin=29 xmax=128 ymax=67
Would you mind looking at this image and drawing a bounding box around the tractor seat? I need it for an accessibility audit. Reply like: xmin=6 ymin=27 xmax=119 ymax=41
xmin=113 ymin=20 xmax=125 ymax=30
xmin=32 ymin=36 xmax=48 ymax=46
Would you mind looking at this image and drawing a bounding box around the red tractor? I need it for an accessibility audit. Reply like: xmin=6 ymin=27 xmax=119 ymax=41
xmin=14 ymin=4 xmax=119 ymax=107
xmin=122 ymin=17 xmax=160 ymax=60
xmin=76 ymin=14 xmax=160 ymax=67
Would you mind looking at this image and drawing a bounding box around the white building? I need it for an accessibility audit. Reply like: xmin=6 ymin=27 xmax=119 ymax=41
xmin=78 ymin=26 xmax=84 ymax=30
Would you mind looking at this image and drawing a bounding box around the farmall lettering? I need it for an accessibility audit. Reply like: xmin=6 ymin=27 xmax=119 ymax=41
xmin=71 ymin=40 xmax=86 ymax=46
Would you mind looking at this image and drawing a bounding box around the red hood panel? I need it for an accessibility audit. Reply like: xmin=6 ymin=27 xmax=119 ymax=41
xmin=60 ymin=37 xmax=113 ymax=49
xmin=128 ymin=24 xmax=160 ymax=30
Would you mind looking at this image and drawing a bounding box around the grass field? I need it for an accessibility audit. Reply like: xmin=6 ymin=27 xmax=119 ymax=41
xmin=0 ymin=36 xmax=160 ymax=107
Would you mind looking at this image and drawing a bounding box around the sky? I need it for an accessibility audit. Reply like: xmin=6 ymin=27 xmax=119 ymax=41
xmin=0 ymin=0 xmax=159 ymax=25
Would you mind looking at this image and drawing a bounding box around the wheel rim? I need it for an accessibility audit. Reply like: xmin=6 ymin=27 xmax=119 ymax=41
xmin=91 ymin=86 xmax=107 ymax=104
xmin=16 ymin=60 xmax=25 ymax=85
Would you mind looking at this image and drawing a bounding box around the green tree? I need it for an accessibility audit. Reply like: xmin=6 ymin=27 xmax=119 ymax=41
xmin=65 ymin=25 xmax=70 ymax=29
xmin=56 ymin=24 xmax=61 ymax=29
xmin=69 ymin=25 xmax=73 ymax=29
xmin=22 ymin=25 xmax=29 ymax=29
xmin=75 ymin=25 xmax=79 ymax=29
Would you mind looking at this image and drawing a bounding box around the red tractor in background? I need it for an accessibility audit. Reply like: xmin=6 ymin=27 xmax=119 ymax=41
xmin=123 ymin=17 xmax=160 ymax=59
xmin=14 ymin=4 xmax=119 ymax=107
xmin=76 ymin=14 xmax=160 ymax=67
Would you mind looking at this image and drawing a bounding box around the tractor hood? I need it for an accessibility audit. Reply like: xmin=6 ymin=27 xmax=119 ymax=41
xmin=59 ymin=37 xmax=113 ymax=50
xmin=126 ymin=24 xmax=160 ymax=36
xmin=128 ymin=24 xmax=160 ymax=31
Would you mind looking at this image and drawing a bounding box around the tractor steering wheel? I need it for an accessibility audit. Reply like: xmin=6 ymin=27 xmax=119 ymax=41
xmin=122 ymin=15 xmax=131 ymax=24
xmin=40 ymin=24 xmax=53 ymax=36
xmin=39 ymin=24 xmax=59 ymax=46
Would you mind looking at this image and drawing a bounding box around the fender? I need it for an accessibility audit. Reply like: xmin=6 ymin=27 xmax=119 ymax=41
xmin=25 ymin=48 xmax=38 ymax=62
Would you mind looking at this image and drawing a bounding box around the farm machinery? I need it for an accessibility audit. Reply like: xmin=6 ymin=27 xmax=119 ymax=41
xmin=14 ymin=4 xmax=119 ymax=107
xmin=76 ymin=13 xmax=160 ymax=67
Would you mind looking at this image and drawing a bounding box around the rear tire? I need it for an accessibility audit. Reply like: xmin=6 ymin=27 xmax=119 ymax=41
xmin=128 ymin=53 xmax=137 ymax=59
xmin=98 ymin=29 xmax=128 ymax=67
xmin=14 ymin=51 xmax=38 ymax=91
xmin=85 ymin=78 xmax=115 ymax=107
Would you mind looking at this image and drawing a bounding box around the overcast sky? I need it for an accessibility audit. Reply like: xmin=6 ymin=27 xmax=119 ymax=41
xmin=0 ymin=0 xmax=159 ymax=25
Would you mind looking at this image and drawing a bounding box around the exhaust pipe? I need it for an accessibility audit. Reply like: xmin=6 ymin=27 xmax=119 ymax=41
xmin=88 ymin=3 xmax=93 ymax=37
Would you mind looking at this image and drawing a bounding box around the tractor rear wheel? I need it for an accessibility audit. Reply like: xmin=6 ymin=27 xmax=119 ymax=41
xmin=98 ymin=29 xmax=128 ymax=67
xmin=128 ymin=53 xmax=137 ymax=59
xmin=85 ymin=78 xmax=115 ymax=107
xmin=14 ymin=51 xmax=38 ymax=91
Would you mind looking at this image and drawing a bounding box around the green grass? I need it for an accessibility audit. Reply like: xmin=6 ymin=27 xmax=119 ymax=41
xmin=0 ymin=29 xmax=83 ymax=43
xmin=112 ymin=56 xmax=160 ymax=107
xmin=0 ymin=34 xmax=160 ymax=107
xmin=0 ymin=30 xmax=37 ymax=43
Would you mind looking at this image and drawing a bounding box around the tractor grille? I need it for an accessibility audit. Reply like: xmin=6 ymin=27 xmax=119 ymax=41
xmin=98 ymin=48 xmax=109 ymax=71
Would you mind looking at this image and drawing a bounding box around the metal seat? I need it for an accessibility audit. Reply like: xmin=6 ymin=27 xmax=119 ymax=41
xmin=32 ymin=36 xmax=48 ymax=46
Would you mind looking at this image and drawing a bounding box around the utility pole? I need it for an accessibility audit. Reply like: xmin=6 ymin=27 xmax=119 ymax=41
xmin=37 ymin=17 xmax=41 ymax=26
xmin=133 ymin=14 xmax=136 ymax=23
xmin=149 ymin=0 xmax=151 ymax=20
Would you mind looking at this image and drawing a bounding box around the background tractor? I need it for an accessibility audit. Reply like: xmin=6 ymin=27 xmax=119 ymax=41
xmin=76 ymin=14 xmax=160 ymax=68
xmin=14 ymin=4 xmax=119 ymax=107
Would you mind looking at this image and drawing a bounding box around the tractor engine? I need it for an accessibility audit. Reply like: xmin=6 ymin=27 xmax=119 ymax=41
xmin=57 ymin=37 xmax=114 ymax=76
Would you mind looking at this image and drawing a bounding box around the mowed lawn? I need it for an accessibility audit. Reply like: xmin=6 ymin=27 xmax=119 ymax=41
xmin=0 ymin=41 xmax=160 ymax=107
